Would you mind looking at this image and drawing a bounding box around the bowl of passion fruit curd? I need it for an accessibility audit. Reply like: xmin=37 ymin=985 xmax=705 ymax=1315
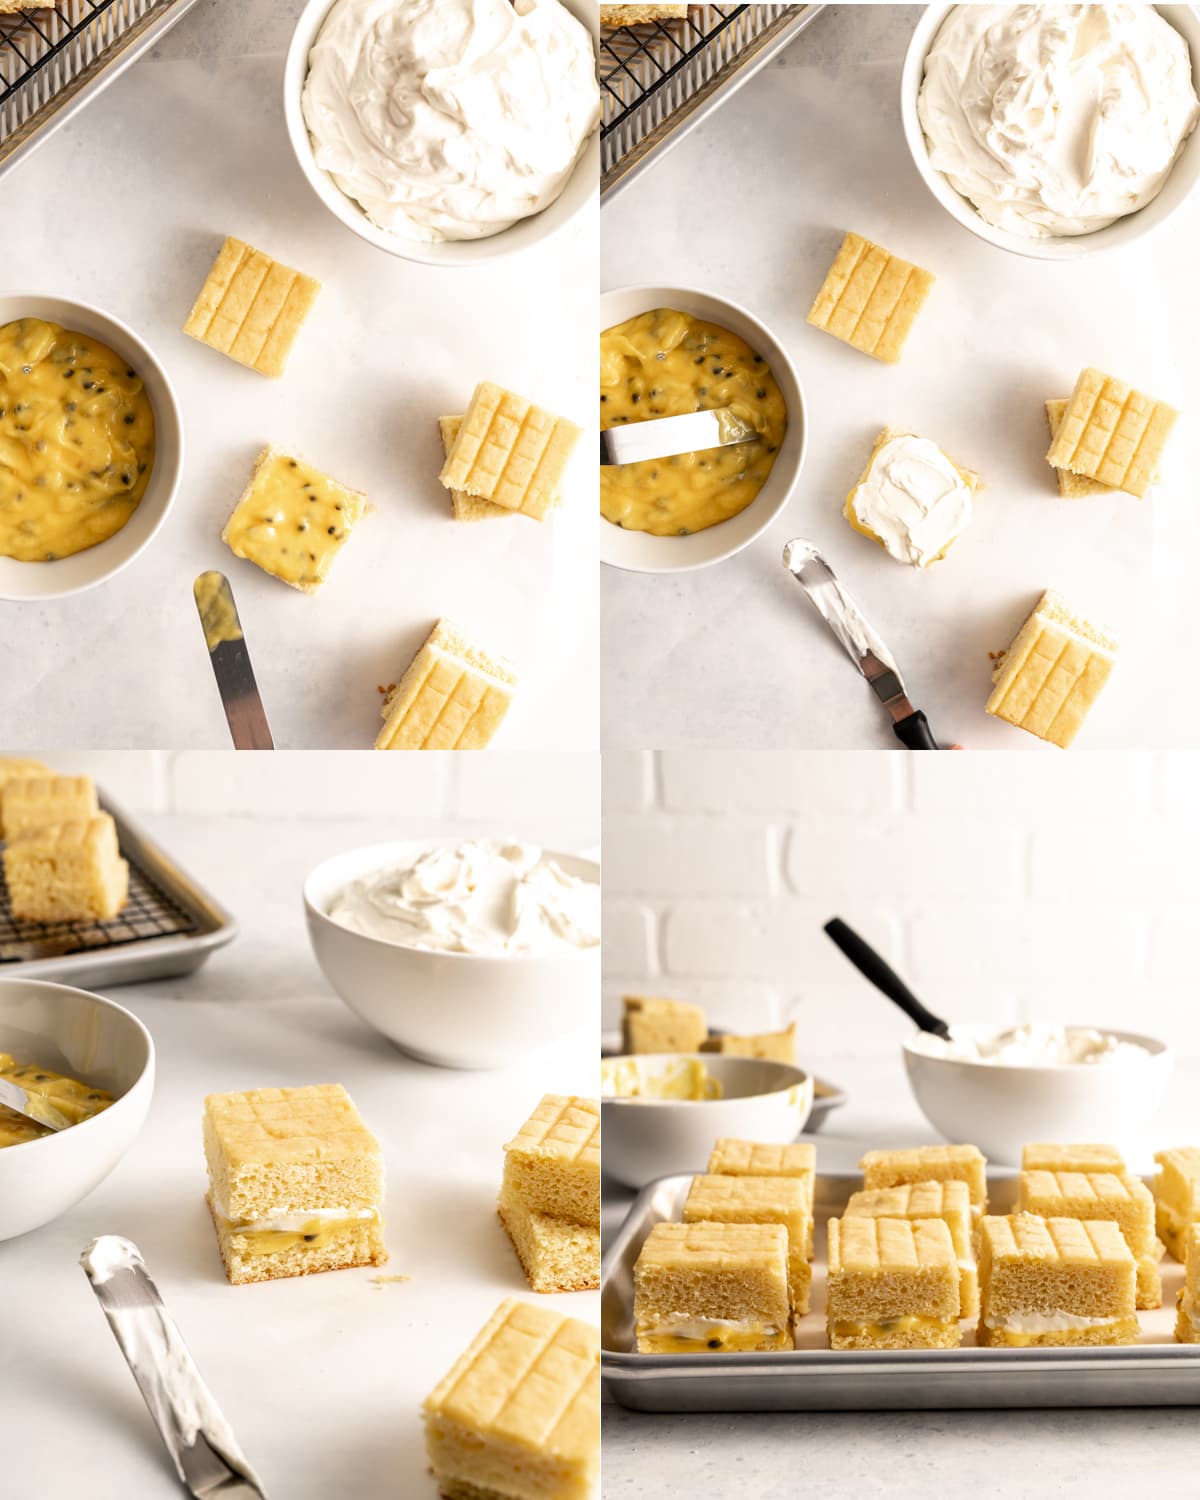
xmin=599 ymin=285 xmax=807 ymax=573
xmin=0 ymin=294 xmax=183 ymax=601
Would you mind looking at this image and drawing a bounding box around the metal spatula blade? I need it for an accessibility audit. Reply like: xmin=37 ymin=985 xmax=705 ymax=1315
xmin=193 ymin=572 xmax=274 ymax=750
xmin=0 ymin=1075 xmax=70 ymax=1130
xmin=601 ymin=406 xmax=758 ymax=465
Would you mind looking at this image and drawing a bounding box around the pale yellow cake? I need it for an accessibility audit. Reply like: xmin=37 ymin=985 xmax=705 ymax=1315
xmin=1022 ymin=1144 xmax=1127 ymax=1175
xmin=1154 ymin=1147 xmax=1200 ymax=1262
xmin=497 ymin=1186 xmax=599 ymax=1294
xmin=860 ymin=1144 xmax=988 ymax=1218
xmin=3 ymin=814 xmax=128 ymax=922
xmin=826 ymin=1215 xmax=961 ymax=1350
xmin=1045 ymin=367 xmax=1177 ymax=499
xmin=502 ymin=1096 xmax=599 ymax=1228
xmin=184 ymin=236 xmax=320 ymax=378
xmin=701 ymin=1022 xmax=797 ymax=1064
xmin=682 ymin=1173 xmax=812 ymax=1314
xmin=438 ymin=382 xmax=581 ymax=521
xmin=621 ymin=995 xmax=707 ymax=1054
xmin=1175 ymin=1222 xmax=1200 ymax=1344
xmin=375 ymin=619 xmax=517 ymax=751
xmin=807 ymin=231 xmax=934 ymax=364
xmin=845 ymin=1180 xmax=979 ymax=1320
xmin=1018 ymin=1169 xmax=1160 ymax=1309
xmin=2 ymin=774 xmax=97 ymax=838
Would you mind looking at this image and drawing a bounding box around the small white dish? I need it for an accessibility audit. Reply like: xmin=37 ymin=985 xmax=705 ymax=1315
xmin=599 ymin=284 xmax=807 ymax=573
xmin=0 ymin=294 xmax=183 ymax=601
xmin=0 ymin=979 xmax=155 ymax=1242
xmin=902 ymin=1024 xmax=1173 ymax=1166
xmin=303 ymin=840 xmax=599 ymax=1070
xmin=602 ymin=1053 xmax=813 ymax=1189
xmin=901 ymin=4 xmax=1200 ymax=261
xmin=282 ymin=0 xmax=599 ymax=267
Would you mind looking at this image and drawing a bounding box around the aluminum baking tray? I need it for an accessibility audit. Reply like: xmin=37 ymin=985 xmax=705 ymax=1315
xmin=0 ymin=0 xmax=205 ymax=182
xmin=600 ymin=3 xmax=824 ymax=204
xmin=0 ymin=790 xmax=237 ymax=986
xmin=602 ymin=1171 xmax=1200 ymax=1410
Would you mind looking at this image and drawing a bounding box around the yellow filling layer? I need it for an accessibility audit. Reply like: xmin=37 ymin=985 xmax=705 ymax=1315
xmin=600 ymin=308 xmax=786 ymax=537
xmin=220 ymin=1212 xmax=376 ymax=1256
xmin=0 ymin=1051 xmax=114 ymax=1145
xmin=637 ymin=1322 xmax=783 ymax=1352
xmin=832 ymin=1315 xmax=952 ymax=1339
xmin=224 ymin=450 xmax=363 ymax=590
xmin=0 ymin=317 xmax=155 ymax=561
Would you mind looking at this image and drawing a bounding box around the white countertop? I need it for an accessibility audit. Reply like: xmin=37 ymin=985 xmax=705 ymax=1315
xmin=0 ymin=811 xmax=598 ymax=1497
xmin=602 ymin=1055 xmax=1200 ymax=1496
xmin=0 ymin=0 xmax=597 ymax=750
xmin=601 ymin=3 xmax=1200 ymax=751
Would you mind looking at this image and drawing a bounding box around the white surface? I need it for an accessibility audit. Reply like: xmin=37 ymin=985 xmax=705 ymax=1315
xmin=602 ymin=748 xmax=1200 ymax=1060
xmin=0 ymin=0 xmax=597 ymax=749
xmin=601 ymin=3 xmax=1200 ymax=750
xmin=0 ymin=808 xmax=598 ymax=1497
xmin=601 ymin=1054 xmax=1200 ymax=1497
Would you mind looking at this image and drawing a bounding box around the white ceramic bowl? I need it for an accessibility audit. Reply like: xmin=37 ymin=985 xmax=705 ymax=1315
xmin=304 ymin=840 xmax=599 ymax=1069
xmin=599 ymin=285 xmax=808 ymax=573
xmin=901 ymin=4 xmax=1200 ymax=260
xmin=283 ymin=0 xmax=599 ymax=266
xmin=903 ymin=1025 xmax=1173 ymax=1166
xmin=602 ymin=1054 xmax=813 ymax=1189
xmin=0 ymin=979 xmax=155 ymax=1242
xmin=0 ymin=294 xmax=183 ymax=601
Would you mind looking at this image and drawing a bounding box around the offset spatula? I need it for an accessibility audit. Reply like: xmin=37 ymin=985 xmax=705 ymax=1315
xmin=0 ymin=1075 xmax=69 ymax=1131
xmin=782 ymin=538 xmax=939 ymax=750
xmin=80 ymin=1236 xmax=269 ymax=1500
xmin=600 ymin=406 xmax=757 ymax=465
xmin=193 ymin=572 xmax=274 ymax=750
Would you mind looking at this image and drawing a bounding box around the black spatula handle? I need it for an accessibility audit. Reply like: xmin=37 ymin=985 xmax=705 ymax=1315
xmin=893 ymin=710 xmax=938 ymax=750
xmin=823 ymin=917 xmax=950 ymax=1037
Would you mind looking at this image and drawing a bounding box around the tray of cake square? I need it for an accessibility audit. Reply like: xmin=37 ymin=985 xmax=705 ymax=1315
xmin=0 ymin=768 xmax=236 ymax=985
xmin=601 ymin=1149 xmax=1200 ymax=1412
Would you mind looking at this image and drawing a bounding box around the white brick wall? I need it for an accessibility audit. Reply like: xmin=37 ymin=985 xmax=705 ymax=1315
xmin=603 ymin=751 xmax=1200 ymax=1060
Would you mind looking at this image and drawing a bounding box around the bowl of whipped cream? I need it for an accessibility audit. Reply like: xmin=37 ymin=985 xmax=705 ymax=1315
xmin=904 ymin=1022 xmax=1172 ymax=1164
xmin=304 ymin=837 xmax=599 ymax=1068
xmin=902 ymin=4 xmax=1200 ymax=258
xmin=284 ymin=0 xmax=600 ymax=265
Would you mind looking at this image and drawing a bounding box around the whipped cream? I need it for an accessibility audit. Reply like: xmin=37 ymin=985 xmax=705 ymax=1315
xmin=852 ymin=433 xmax=973 ymax=568
xmin=301 ymin=0 xmax=600 ymax=242
xmin=918 ymin=4 xmax=1200 ymax=239
xmin=328 ymin=839 xmax=599 ymax=955
xmin=214 ymin=1205 xmax=379 ymax=1233
xmin=910 ymin=1024 xmax=1154 ymax=1067
xmin=983 ymin=1309 xmax=1119 ymax=1334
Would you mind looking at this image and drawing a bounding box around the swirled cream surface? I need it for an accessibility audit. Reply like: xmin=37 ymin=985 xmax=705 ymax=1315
xmin=909 ymin=1024 xmax=1154 ymax=1067
xmin=328 ymin=840 xmax=599 ymax=954
xmin=849 ymin=433 xmax=973 ymax=568
xmin=918 ymin=4 xmax=1200 ymax=238
xmin=301 ymin=0 xmax=600 ymax=242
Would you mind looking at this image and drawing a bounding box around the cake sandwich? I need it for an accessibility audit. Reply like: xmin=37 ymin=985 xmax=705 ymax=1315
xmin=499 ymin=1095 xmax=599 ymax=1294
xmin=3 ymin=812 xmax=129 ymax=922
xmin=706 ymin=1139 xmax=815 ymax=1255
xmin=203 ymin=1083 xmax=386 ymax=1285
xmin=826 ymin=1215 xmax=961 ymax=1350
xmin=632 ymin=1221 xmax=791 ymax=1353
xmin=423 ymin=1297 xmax=599 ymax=1500
xmin=977 ymin=1213 xmax=1137 ymax=1347
xmin=1175 ymin=1223 xmax=1200 ymax=1344
xmin=1018 ymin=1169 xmax=1161 ymax=1309
xmin=682 ymin=1173 xmax=812 ymax=1316
xmin=844 ymin=1180 xmax=979 ymax=1320
xmin=860 ymin=1144 xmax=988 ymax=1223
xmin=1153 ymin=1147 xmax=1200 ymax=1262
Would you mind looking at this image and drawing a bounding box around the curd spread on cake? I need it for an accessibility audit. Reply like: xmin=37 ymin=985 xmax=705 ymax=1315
xmin=983 ymin=1310 xmax=1123 ymax=1335
xmin=848 ymin=433 xmax=973 ymax=568
xmin=910 ymin=1024 xmax=1154 ymax=1066
xmin=214 ymin=1205 xmax=381 ymax=1256
xmin=638 ymin=1317 xmax=784 ymax=1352
xmin=918 ymin=4 xmax=1200 ymax=239
xmin=0 ymin=1051 xmax=114 ymax=1146
xmin=600 ymin=308 xmax=787 ymax=536
xmin=328 ymin=839 xmax=599 ymax=954
xmin=0 ymin=317 xmax=155 ymax=561
xmin=301 ymin=0 xmax=600 ymax=242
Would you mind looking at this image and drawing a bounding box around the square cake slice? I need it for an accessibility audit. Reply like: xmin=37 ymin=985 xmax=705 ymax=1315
xmin=438 ymin=382 xmax=581 ymax=520
xmin=826 ymin=1215 xmax=960 ymax=1350
xmin=986 ymin=589 xmax=1117 ymax=748
xmin=1176 ymin=1223 xmax=1200 ymax=1344
xmin=1045 ymin=367 xmax=1177 ymax=499
xmin=3 ymin=814 xmax=128 ymax=922
xmin=1022 ymin=1143 xmax=1126 ymax=1175
xmin=202 ymin=1083 xmax=385 ymax=1285
xmin=221 ymin=447 xmax=367 ymax=593
xmin=439 ymin=416 xmax=512 ymax=523
xmin=860 ymin=1144 xmax=988 ymax=1219
xmin=682 ymin=1173 xmax=812 ymax=1314
xmin=843 ymin=427 xmax=981 ymax=568
xmin=497 ymin=1186 xmax=599 ymax=1294
xmin=633 ymin=1221 xmax=791 ymax=1353
xmin=1018 ymin=1169 xmax=1159 ymax=1307
xmin=502 ymin=1096 xmax=599 ymax=1228
xmin=807 ymin=231 xmax=934 ymax=364
xmin=978 ymin=1213 xmax=1136 ymax=1347
xmin=423 ymin=1298 xmax=599 ymax=1500
xmin=375 ymin=619 xmax=517 ymax=751
xmin=1154 ymin=1147 xmax=1200 ymax=1262
xmin=1044 ymin=399 xmax=1163 ymax=499
xmin=844 ymin=1180 xmax=979 ymax=1320
xmin=2 ymin=774 xmax=98 ymax=838
xmin=706 ymin=1139 xmax=815 ymax=1255
xmin=184 ymin=236 xmax=320 ymax=377
xmin=700 ymin=1022 xmax=797 ymax=1063
xmin=621 ymin=995 xmax=707 ymax=1054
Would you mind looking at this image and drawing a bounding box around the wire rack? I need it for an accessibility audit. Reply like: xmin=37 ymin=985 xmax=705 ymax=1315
xmin=600 ymin=4 xmax=820 ymax=202
xmin=0 ymin=0 xmax=193 ymax=175
xmin=0 ymin=851 xmax=199 ymax=964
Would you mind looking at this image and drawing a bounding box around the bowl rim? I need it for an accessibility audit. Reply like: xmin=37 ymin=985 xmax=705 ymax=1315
xmin=902 ymin=1022 xmax=1171 ymax=1072
xmin=303 ymin=837 xmax=600 ymax=964
xmin=282 ymin=0 xmax=600 ymax=267
xmin=598 ymin=282 xmax=809 ymax=573
xmin=601 ymin=1051 xmax=811 ymax=1106
xmin=0 ymin=977 xmax=155 ymax=1157
xmin=0 ymin=291 xmax=184 ymax=601
xmin=900 ymin=2 xmax=1200 ymax=262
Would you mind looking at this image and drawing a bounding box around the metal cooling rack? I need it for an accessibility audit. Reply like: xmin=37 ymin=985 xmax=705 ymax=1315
xmin=0 ymin=0 xmax=204 ymax=181
xmin=600 ymin=3 xmax=823 ymax=203
xmin=0 ymin=793 xmax=236 ymax=984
